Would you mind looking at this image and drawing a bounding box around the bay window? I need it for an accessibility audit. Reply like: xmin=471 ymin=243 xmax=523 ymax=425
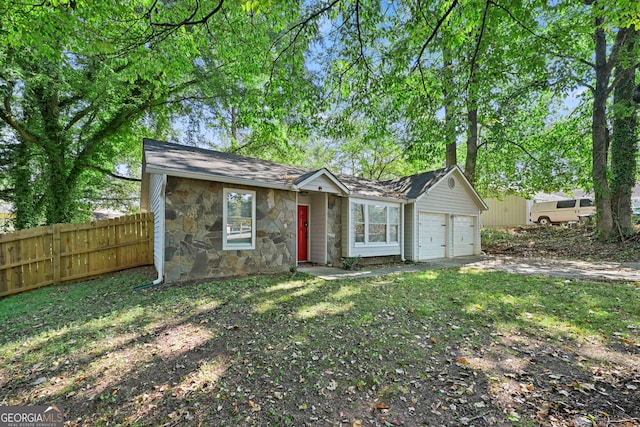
xmin=352 ymin=201 xmax=400 ymax=245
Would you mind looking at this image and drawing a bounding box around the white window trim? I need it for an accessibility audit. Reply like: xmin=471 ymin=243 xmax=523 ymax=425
xmin=223 ymin=188 xmax=256 ymax=250
xmin=352 ymin=200 xmax=401 ymax=247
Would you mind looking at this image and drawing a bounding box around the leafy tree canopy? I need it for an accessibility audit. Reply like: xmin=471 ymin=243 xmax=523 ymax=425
xmin=0 ymin=0 xmax=318 ymax=228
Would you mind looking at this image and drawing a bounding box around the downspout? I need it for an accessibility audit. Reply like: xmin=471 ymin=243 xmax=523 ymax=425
xmin=295 ymin=191 xmax=299 ymax=268
xmin=400 ymin=203 xmax=405 ymax=262
xmin=133 ymin=272 xmax=163 ymax=291
xmin=135 ymin=174 xmax=166 ymax=291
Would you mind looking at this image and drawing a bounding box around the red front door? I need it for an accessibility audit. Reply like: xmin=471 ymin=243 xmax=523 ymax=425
xmin=297 ymin=205 xmax=309 ymax=261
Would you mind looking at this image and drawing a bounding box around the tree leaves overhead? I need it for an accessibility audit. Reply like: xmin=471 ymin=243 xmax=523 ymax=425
xmin=1 ymin=0 xmax=638 ymax=238
xmin=308 ymin=0 xmax=588 ymax=189
xmin=0 ymin=0 xmax=319 ymax=227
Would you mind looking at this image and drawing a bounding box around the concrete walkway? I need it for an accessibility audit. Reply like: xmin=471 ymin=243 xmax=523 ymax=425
xmin=298 ymin=255 xmax=640 ymax=282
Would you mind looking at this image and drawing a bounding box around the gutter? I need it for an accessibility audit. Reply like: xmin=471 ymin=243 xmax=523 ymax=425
xmin=134 ymin=173 xmax=166 ymax=291
xmin=400 ymin=203 xmax=405 ymax=262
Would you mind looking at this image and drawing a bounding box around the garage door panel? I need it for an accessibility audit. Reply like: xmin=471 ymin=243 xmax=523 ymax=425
xmin=453 ymin=215 xmax=475 ymax=256
xmin=419 ymin=213 xmax=446 ymax=260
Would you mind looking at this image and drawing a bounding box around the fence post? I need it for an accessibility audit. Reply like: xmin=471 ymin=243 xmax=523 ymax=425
xmin=52 ymin=224 xmax=61 ymax=284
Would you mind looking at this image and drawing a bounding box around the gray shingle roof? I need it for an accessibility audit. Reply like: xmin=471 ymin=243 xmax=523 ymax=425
xmin=337 ymin=173 xmax=408 ymax=199
xmin=143 ymin=138 xmax=311 ymax=188
xmin=383 ymin=166 xmax=456 ymax=199
xmin=143 ymin=138 xmax=452 ymax=200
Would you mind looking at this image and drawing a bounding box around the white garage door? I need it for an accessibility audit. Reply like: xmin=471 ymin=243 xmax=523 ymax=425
xmin=419 ymin=212 xmax=447 ymax=260
xmin=453 ymin=215 xmax=475 ymax=256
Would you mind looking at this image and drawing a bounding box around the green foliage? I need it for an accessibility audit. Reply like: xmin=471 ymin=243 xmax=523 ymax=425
xmin=1 ymin=0 xmax=638 ymax=238
xmin=304 ymin=0 xmax=638 ymax=239
xmin=0 ymin=0 xmax=319 ymax=227
xmin=341 ymin=256 xmax=361 ymax=270
xmin=476 ymin=92 xmax=593 ymax=197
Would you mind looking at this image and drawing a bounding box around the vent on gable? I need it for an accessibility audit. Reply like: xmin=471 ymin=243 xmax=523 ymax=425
xmin=448 ymin=177 xmax=456 ymax=189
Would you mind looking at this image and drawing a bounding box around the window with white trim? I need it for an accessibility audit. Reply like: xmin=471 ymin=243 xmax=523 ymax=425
xmin=352 ymin=201 xmax=400 ymax=245
xmin=354 ymin=203 xmax=365 ymax=243
xmin=223 ymin=188 xmax=256 ymax=250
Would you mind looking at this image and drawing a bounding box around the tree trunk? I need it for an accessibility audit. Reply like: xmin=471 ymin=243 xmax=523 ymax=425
xmin=443 ymin=49 xmax=457 ymax=166
xmin=43 ymin=140 xmax=76 ymax=225
xmin=11 ymin=141 xmax=39 ymax=229
xmin=610 ymin=26 xmax=638 ymax=236
xmin=465 ymin=107 xmax=478 ymax=186
xmin=591 ymin=22 xmax=615 ymax=238
xmin=464 ymin=61 xmax=479 ymax=186
xmin=231 ymin=105 xmax=239 ymax=151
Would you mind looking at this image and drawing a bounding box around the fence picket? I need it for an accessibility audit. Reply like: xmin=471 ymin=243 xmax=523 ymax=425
xmin=0 ymin=213 xmax=154 ymax=297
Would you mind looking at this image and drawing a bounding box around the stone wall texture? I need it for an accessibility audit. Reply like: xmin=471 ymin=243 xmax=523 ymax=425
xmin=164 ymin=176 xmax=296 ymax=282
xmin=326 ymin=195 xmax=342 ymax=267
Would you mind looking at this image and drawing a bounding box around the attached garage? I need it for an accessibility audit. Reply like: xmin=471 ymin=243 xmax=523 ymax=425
xmin=389 ymin=166 xmax=488 ymax=262
xmin=418 ymin=212 xmax=447 ymax=260
xmin=452 ymin=215 xmax=476 ymax=257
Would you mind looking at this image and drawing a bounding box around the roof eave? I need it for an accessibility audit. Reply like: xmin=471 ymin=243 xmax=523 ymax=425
xmin=295 ymin=168 xmax=351 ymax=195
xmin=348 ymin=194 xmax=408 ymax=204
xmin=144 ymin=166 xmax=295 ymax=191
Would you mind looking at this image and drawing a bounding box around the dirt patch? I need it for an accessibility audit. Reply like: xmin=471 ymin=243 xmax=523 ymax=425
xmin=482 ymin=225 xmax=640 ymax=262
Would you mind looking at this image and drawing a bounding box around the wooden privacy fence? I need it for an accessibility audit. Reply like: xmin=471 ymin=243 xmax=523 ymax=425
xmin=0 ymin=213 xmax=154 ymax=297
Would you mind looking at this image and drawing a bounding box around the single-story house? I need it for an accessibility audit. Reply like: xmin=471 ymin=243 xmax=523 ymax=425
xmin=141 ymin=139 xmax=488 ymax=283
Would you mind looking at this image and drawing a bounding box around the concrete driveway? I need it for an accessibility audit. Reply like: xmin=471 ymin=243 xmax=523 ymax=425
xmin=298 ymin=255 xmax=640 ymax=282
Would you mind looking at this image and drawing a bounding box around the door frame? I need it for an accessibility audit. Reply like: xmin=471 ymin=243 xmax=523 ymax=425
xmin=297 ymin=204 xmax=310 ymax=262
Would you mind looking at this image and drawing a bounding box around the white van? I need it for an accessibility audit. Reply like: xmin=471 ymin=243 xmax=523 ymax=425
xmin=530 ymin=198 xmax=595 ymax=225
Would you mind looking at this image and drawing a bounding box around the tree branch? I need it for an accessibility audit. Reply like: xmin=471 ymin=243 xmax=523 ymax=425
xmin=507 ymin=139 xmax=544 ymax=165
xmin=149 ymin=0 xmax=225 ymax=28
xmin=411 ymin=0 xmax=459 ymax=74
xmin=355 ymin=0 xmax=372 ymax=74
xmin=270 ymin=0 xmax=342 ymax=86
xmin=0 ymin=82 xmax=41 ymax=145
xmin=86 ymin=165 xmax=141 ymax=182
xmin=605 ymin=26 xmax=635 ymax=97
xmin=466 ymin=0 xmax=490 ymax=93
xmin=490 ymin=0 xmax=595 ymax=69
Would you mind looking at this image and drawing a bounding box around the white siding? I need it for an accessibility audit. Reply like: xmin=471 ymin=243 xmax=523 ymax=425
xmin=404 ymin=204 xmax=416 ymax=261
xmin=300 ymin=175 xmax=343 ymax=194
xmin=149 ymin=173 xmax=166 ymax=276
xmin=416 ymin=177 xmax=480 ymax=215
xmin=309 ymin=193 xmax=327 ymax=264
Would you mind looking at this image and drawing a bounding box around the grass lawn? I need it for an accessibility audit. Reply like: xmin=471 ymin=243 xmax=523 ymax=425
xmin=0 ymin=267 xmax=638 ymax=426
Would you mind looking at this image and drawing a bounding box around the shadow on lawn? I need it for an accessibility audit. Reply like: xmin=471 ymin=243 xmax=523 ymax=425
xmin=0 ymin=267 xmax=638 ymax=426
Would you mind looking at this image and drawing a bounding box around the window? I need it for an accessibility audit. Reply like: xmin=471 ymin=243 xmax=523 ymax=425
xmin=389 ymin=207 xmax=399 ymax=242
xmin=368 ymin=205 xmax=387 ymax=242
xmin=223 ymin=189 xmax=255 ymax=250
xmin=557 ymin=200 xmax=576 ymax=209
xmin=354 ymin=203 xmax=365 ymax=243
xmin=352 ymin=202 xmax=400 ymax=245
xmin=580 ymin=198 xmax=593 ymax=207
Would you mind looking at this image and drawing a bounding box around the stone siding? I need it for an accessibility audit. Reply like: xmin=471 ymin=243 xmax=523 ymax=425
xmin=164 ymin=176 xmax=296 ymax=282
xmin=326 ymin=195 xmax=342 ymax=267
